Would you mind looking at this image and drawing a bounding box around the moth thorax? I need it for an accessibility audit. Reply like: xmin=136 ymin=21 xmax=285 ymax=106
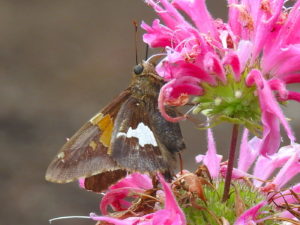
xmin=131 ymin=76 xmax=162 ymax=98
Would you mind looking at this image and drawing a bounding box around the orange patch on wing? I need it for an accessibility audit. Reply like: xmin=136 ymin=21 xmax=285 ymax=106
xmin=89 ymin=141 xmax=97 ymax=150
xmin=97 ymin=114 xmax=114 ymax=148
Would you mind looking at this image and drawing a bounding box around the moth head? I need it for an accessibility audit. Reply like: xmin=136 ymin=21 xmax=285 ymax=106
xmin=133 ymin=64 xmax=144 ymax=75
xmin=133 ymin=61 xmax=159 ymax=77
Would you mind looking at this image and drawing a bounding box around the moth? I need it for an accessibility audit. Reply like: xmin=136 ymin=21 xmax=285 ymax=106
xmin=45 ymin=58 xmax=185 ymax=192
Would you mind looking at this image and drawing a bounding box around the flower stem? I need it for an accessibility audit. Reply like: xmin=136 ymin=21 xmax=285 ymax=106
xmin=222 ymin=124 xmax=239 ymax=202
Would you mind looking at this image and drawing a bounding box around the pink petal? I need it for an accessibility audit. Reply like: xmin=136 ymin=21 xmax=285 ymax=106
xmin=275 ymin=1 xmax=300 ymax=46
xmin=100 ymin=173 xmax=153 ymax=215
xmin=248 ymin=70 xmax=295 ymax=155
xmin=145 ymin=0 xmax=188 ymax=30
xmin=110 ymin=173 xmax=153 ymax=190
xmin=222 ymin=52 xmax=241 ymax=80
xmin=282 ymin=73 xmax=300 ymax=84
xmin=172 ymin=0 xmax=217 ymax=38
xmin=253 ymin=144 xmax=299 ymax=187
xmin=78 ymin=178 xmax=85 ymax=189
xmin=279 ymin=210 xmax=300 ymax=221
xmin=158 ymin=77 xmax=202 ymax=122
xmin=220 ymin=165 xmax=252 ymax=180
xmin=274 ymin=48 xmax=300 ymax=77
xmin=195 ymin=154 xmax=204 ymax=163
xmin=156 ymin=174 xmax=186 ymax=225
xmin=227 ymin=0 xmax=241 ymax=38
xmin=160 ymin=60 xmax=216 ymax=84
xmin=252 ymin=0 xmax=285 ymax=62
xmin=272 ymin=183 xmax=300 ymax=205
xmin=245 ymin=69 xmax=264 ymax=88
xmin=93 ymin=174 xmax=186 ymax=225
xmin=236 ymin=40 xmax=253 ymax=71
xmin=258 ymin=109 xmax=281 ymax=156
xmin=203 ymin=52 xmax=226 ymax=83
xmin=228 ymin=2 xmax=256 ymax=40
xmin=237 ymin=129 xmax=261 ymax=173
xmin=277 ymin=183 xmax=300 ymax=222
xmin=152 ymin=210 xmax=184 ymax=225
xmin=263 ymin=44 xmax=300 ymax=77
xmin=268 ymin=79 xmax=288 ymax=100
xmin=142 ymin=20 xmax=173 ymax=48
xmin=287 ymin=91 xmax=300 ymax=102
xmin=100 ymin=187 xmax=145 ymax=215
xmin=234 ymin=201 xmax=267 ymax=225
xmin=272 ymin=145 xmax=300 ymax=188
xmin=196 ymin=129 xmax=222 ymax=178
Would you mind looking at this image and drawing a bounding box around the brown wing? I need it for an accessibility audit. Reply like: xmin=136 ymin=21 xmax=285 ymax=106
xmin=84 ymin=169 xmax=127 ymax=192
xmin=45 ymin=89 xmax=131 ymax=183
xmin=109 ymin=96 xmax=177 ymax=177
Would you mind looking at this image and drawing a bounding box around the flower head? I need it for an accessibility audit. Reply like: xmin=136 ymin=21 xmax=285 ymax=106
xmin=196 ymin=128 xmax=300 ymax=223
xmin=90 ymin=174 xmax=186 ymax=225
xmin=100 ymin=172 xmax=153 ymax=215
xmin=142 ymin=0 xmax=300 ymax=156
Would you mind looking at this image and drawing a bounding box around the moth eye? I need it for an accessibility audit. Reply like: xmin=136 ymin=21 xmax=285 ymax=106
xmin=133 ymin=64 xmax=144 ymax=75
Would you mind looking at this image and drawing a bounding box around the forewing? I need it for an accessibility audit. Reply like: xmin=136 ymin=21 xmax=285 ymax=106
xmin=110 ymin=97 xmax=176 ymax=176
xmin=45 ymin=89 xmax=130 ymax=183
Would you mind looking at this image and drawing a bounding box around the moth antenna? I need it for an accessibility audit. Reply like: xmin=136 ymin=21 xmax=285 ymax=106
xmin=145 ymin=44 xmax=149 ymax=60
xmin=49 ymin=216 xmax=90 ymax=223
xmin=133 ymin=20 xmax=139 ymax=65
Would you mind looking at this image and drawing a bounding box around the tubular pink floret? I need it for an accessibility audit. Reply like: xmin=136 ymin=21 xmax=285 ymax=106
xmin=100 ymin=187 xmax=144 ymax=215
xmin=222 ymin=52 xmax=241 ymax=80
xmin=257 ymin=78 xmax=295 ymax=156
xmin=287 ymin=91 xmax=300 ymax=102
xmin=272 ymin=145 xmax=300 ymax=188
xmin=195 ymin=129 xmax=223 ymax=178
xmin=234 ymin=201 xmax=267 ymax=225
xmin=172 ymin=0 xmax=217 ymax=38
xmin=237 ymin=129 xmax=260 ymax=172
xmin=141 ymin=20 xmax=173 ymax=48
xmin=282 ymin=73 xmax=300 ymax=84
xmin=272 ymin=183 xmax=300 ymax=206
xmin=158 ymin=77 xmax=203 ymax=122
xmin=158 ymin=83 xmax=186 ymax=123
xmin=100 ymin=173 xmax=153 ymax=215
xmin=268 ymin=79 xmax=288 ymax=100
xmin=204 ymin=52 xmax=226 ymax=83
xmin=245 ymin=69 xmax=264 ymax=88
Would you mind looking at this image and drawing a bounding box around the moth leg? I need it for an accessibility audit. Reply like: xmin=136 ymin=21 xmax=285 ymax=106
xmin=178 ymin=152 xmax=184 ymax=175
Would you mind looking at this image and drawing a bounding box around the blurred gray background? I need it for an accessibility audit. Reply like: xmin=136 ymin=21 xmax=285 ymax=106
xmin=1 ymin=1 xmax=299 ymax=225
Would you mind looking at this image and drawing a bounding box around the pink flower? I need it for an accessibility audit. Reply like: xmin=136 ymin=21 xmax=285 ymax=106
xmin=100 ymin=173 xmax=153 ymax=215
xmin=196 ymin=128 xmax=300 ymax=222
xmin=142 ymin=0 xmax=300 ymax=156
xmin=90 ymin=174 xmax=186 ymax=225
xmin=198 ymin=129 xmax=300 ymax=188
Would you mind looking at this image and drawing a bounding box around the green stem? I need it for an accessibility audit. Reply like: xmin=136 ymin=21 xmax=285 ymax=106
xmin=222 ymin=124 xmax=239 ymax=202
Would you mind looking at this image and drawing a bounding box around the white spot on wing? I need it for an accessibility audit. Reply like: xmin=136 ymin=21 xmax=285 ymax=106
xmin=57 ymin=152 xmax=65 ymax=163
xmin=57 ymin=152 xmax=65 ymax=159
xmin=117 ymin=122 xmax=158 ymax=147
